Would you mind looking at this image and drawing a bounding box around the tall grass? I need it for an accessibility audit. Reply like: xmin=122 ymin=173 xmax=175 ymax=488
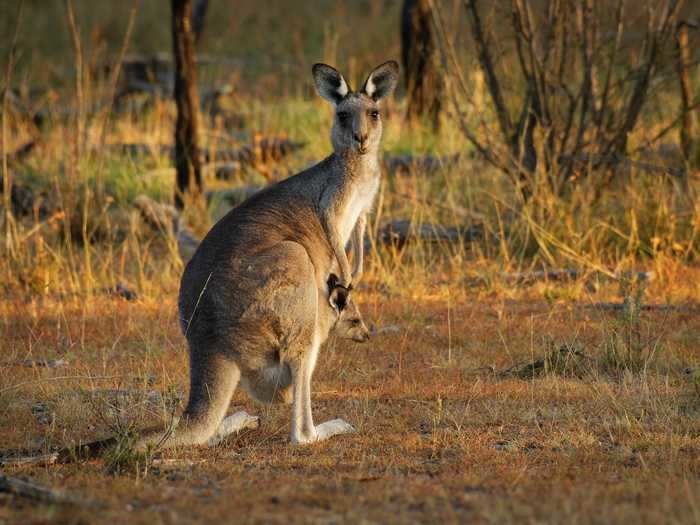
xmin=1 ymin=0 xmax=698 ymax=304
xmin=2 ymin=87 xmax=698 ymax=301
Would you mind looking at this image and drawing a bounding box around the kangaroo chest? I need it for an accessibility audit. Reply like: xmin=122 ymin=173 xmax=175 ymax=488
xmin=338 ymin=174 xmax=380 ymax=244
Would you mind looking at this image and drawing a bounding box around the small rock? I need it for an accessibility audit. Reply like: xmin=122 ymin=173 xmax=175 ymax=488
xmin=113 ymin=282 xmax=138 ymax=301
xmin=16 ymin=359 xmax=67 ymax=369
xmin=31 ymin=402 xmax=54 ymax=425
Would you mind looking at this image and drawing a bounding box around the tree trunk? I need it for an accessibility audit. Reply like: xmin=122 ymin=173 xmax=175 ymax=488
xmin=676 ymin=21 xmax=698 ymax=167
xmin=171 ymin=0 xmax=202 ymax=209
xmin=401 ymin=0 xmax=443 ymax=130
xmin=192 ymin=0 xmax=209 ymax=45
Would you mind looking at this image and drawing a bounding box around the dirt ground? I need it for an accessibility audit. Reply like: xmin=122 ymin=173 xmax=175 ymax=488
xmin=1 ymin=279 xmax=699 ymax=524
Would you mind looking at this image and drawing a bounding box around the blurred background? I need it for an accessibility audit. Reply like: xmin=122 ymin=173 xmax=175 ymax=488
xmin=1 ymin=0 xmax=699 ymax=297
xmin=1 ymin=1 xmax=401 ymax=91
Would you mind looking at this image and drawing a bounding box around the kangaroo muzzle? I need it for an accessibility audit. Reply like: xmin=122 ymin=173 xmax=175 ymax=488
xmin=353 ymin=132 xmax=369 ymax=154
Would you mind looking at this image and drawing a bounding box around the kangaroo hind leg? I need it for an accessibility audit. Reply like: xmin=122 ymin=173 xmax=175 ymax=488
xmin=289 ymin=334 xmax=355 ymax=445
xmin=138 ymin=353 xmax=252 ymax=449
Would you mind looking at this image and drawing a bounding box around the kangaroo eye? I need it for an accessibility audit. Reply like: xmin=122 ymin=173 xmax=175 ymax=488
xmin=337 ymin=112 xmax=349 ymax=124
xmin=370 ymin=110 xmax=379 ymax=120
xmin=351 ymin=319 xmax=361 ymax=326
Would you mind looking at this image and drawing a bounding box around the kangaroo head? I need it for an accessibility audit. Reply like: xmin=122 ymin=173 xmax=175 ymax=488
xmin=327 ymin=274 xmax=370 ymax=343
xmin=334 ymin=298 xmax=370 ymax=343
xmin=312 ymin=61 xmax=399 ymax=156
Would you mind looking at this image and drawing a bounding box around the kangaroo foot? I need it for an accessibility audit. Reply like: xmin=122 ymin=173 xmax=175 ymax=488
xmin=207 ymin=411 xmax=259 ymax=447
xmin=315 ymin=418 xmax=355 ymax=441
xmin=292 ymin=418 xmax=355 ymax=445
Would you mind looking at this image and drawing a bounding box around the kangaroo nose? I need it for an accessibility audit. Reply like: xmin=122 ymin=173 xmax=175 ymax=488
xmin=353 ymin=133 xmax=367 ymax=144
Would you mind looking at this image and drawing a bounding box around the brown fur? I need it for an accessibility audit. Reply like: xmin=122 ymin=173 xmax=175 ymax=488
xmin=104 ymin=62 xmax=396 ymax=450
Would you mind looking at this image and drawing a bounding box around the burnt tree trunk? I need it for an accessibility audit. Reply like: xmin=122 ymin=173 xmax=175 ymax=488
xmin=192 ymin=0 xmax=209 ymax=45
xmin=171 ymin=0 xmax=203 ymax=209
xmin=676 ymin=21 xmax=698 ymax=167
xmin=401 ymin=0 xmax=443 ymax=130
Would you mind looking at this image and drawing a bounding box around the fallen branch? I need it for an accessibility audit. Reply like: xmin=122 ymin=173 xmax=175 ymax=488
xmin=0 ymin=453 xmax=58 ymax=467
xmin=378 ymin=219 xmax=483 ymax=248
xmin=498 ymin=343 xmax=591 ymax=379
xmin=133 ymin=194 xmax=178 ymax=231
xmin=383 ymin=153 xmax=462 ymax=175
xmin=3 ymin=359 xmax=67 ymax=369
xmin=503 ymin=269 xmax=654 ymax=284
xmin=106 ymin=134 xmax=304 ymax=173
xmin=0 ymin=472 xmax=95 ymax=506
xmin=581 ymin=302 xmax=700 ymax=313
xmin=132 ymin=194 xmax=199 ymax=262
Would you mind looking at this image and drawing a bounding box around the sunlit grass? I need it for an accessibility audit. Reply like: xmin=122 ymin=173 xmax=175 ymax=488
xmin=1 ymin=31 xmax=699 ymax=523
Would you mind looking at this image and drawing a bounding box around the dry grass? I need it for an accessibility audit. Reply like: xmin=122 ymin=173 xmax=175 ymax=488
xmin=1 ymin=280 xmax=699 ymax=523
xmin=1 ymin=93 xmax=699 ymax=522
xmin=2 ymin=3 xmax=700 ymax=522
xmin=2 ymin=86 xmax=700 ymax=525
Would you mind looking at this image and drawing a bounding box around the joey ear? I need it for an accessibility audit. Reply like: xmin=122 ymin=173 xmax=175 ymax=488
xmin=327 ymin=273 xmax=339 ymax=290
xmin=329 ymin=286 xmax=349 ymax=312
xmin=312 ymin=63 xmax=350 ymax=105
xmin=361 ymin=60 xmax=399 ymax=102
xmin=327 ymin=273 xmax=349 ymax=311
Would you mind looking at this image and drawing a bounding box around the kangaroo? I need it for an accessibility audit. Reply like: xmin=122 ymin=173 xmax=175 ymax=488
xmin=165 ymin=68 xmax=397 ymax=448
xmin=89 ymin=61 xmax=397 ymax=452
xmin=156 ymin=61 xmax=398 ymax=447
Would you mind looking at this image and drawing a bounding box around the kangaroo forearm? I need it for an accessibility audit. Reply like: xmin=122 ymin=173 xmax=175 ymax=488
xmin=321 ymin=207 xmax=352 ymax=285
xmin=351 ymin=216 xmax=366 ymax=281
xmin=351 ymin=237 xmax=363 ymax=280
xmin=333 ymin=240 xmax=352 ymax=284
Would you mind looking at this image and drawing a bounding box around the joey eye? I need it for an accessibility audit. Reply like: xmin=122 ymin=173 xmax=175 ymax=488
xmin=337 ymin=112 xmax=349 ymax=125
xmin=370 ymin=110 xmax=379 ymax=120
xmin=351 ymin=319 xmax=361 ymax=326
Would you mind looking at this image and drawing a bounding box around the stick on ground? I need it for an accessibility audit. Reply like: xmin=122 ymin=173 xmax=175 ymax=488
xmin=0 ymin=472 xmax=96 ymax=506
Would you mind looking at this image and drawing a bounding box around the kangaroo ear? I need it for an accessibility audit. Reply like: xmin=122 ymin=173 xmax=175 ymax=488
xmin=327 ymin=273 xmax=339 ymax=290
xmin=327 ymin=273 xmax=348 ymax=312
xmin=361 ymin=60 xmax=399 ymax=102
xmin=312 ymin=63 xmax=350 ymax=105
xmin=329 ymin=286 xmax=348 ymax=312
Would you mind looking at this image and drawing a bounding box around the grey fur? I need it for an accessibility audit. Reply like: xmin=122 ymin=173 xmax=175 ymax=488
xmin=139 ymin=61 xmax=396 ymax=449
xmin=313 ymin=60 xmax=399 ymax=289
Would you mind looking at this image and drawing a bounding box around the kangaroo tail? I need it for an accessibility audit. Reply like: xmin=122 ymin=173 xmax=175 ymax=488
xmin=133 ymin=354 xmax=240 ymax=450
xmin=45 ymin=354 xmax=241 ymax=462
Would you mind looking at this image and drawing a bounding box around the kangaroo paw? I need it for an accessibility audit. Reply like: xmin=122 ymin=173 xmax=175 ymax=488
xmin=208 ymin=411 xmax=259 ymax=447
